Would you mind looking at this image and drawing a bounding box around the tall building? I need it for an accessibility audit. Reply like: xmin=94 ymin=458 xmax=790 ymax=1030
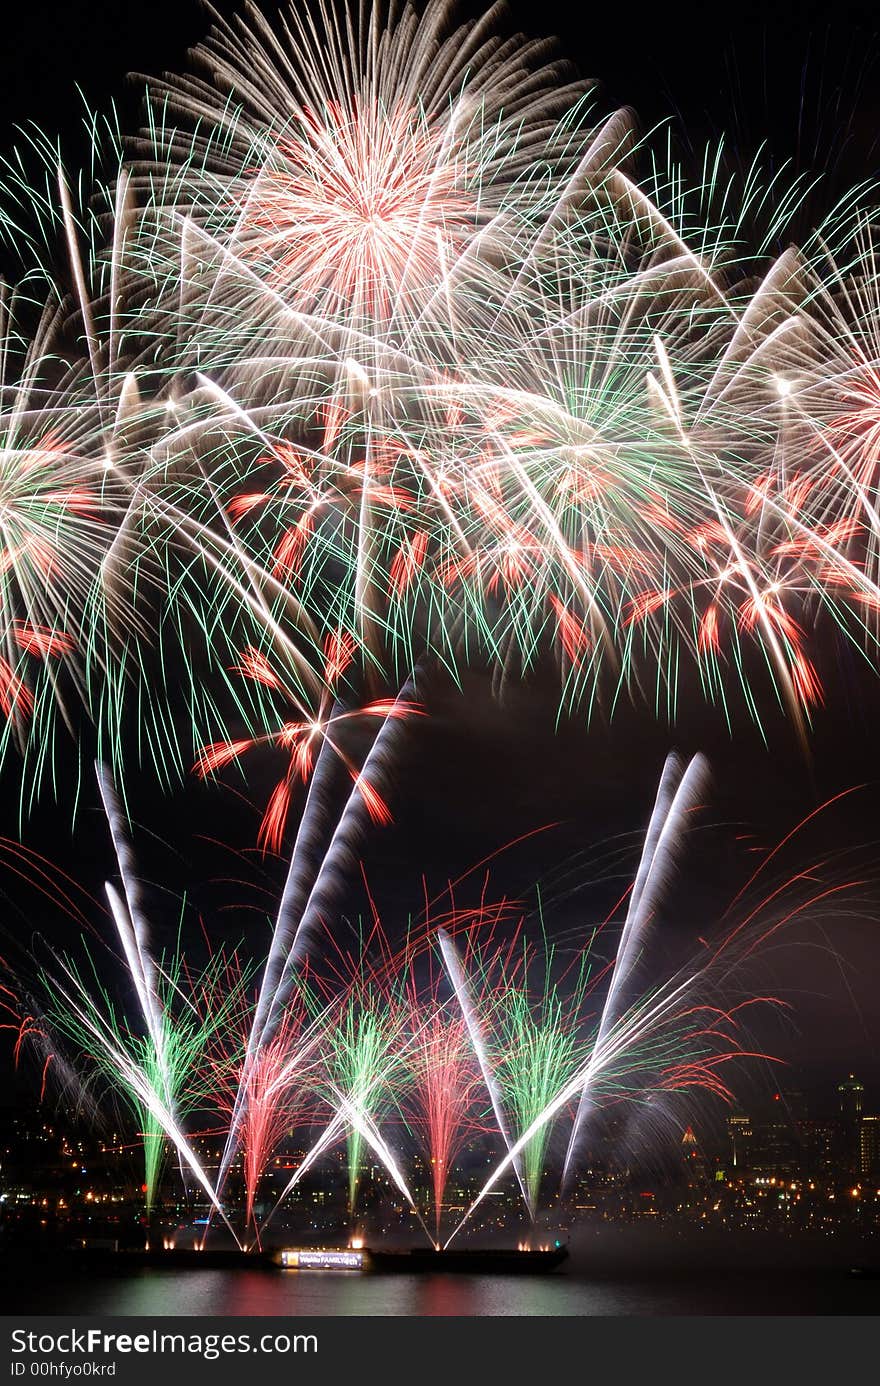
xmin=751 ymin=1121 xmax=797 ymax=1177
xmin=727 ymin=1112 xmax=753 ymax=1170
xmin=681 ymin=1126 xmax=708 ymax=1184
xmin=860 ymin=1116 xmax=880 ymax=1182
xmin=838 ymin=1075 xmax=864 ymax=1125
xmin=838 ymin=1075 xmax=865 ymax=1174
xmin=797 ymin=1120 xmax=837 ymax=1179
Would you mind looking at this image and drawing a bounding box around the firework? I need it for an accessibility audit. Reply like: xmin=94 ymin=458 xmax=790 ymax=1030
xmin=562 ymin=752 xmax=709 ymax=1182
xmin=0 ymin=0 xmax=871 ymax=796
xmin=133 ymin=0 xmax=593 ymax=334
xmin=9 ymin=748 xmax=864 ymax=1247
xmin=0 ymin=288 xmax=122 ymax=758
xmin=194 ymin=634 xmax=422 ymax=853
xmin=42 ymin=942 xmax=246 ymax=1231
xmin=221 ymin=991 xmax=321 ymax=1239
xmin=468 ymin=937 xmax=593 ymax=1217
xmin=0 ymin=0 xmax=875 ymax=1265
xmin=318 ymin=981 xmax=408 ymax=1213
xmin=401 ymin=958 xmax=486 ymax=1239
xmin=437 ymin=926 xmax=531 ymax=1212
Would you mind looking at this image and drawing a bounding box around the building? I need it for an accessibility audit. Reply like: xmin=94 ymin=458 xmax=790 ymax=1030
xmin=838 ymin=1075 xmax=865 ymax=1174
xmin=681 ymin=1126 xmax=708 ymax=1184
xmin=838 ymin=1075 xmax=864 ymax=1125
xmin=860 ymin=1116 xmax=880 ymax=1182
xmin=797 ymin=1120 xmax=837 ymax=1179
xmin=750 ymin=1121 xmax=797 ymax=1177
xmin=727 ymin=1113 xmax=753 ymax=1170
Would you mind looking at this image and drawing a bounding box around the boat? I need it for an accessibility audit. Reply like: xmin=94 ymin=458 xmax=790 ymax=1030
xmin=71 ymin=1242 xmax=568 ymax=1275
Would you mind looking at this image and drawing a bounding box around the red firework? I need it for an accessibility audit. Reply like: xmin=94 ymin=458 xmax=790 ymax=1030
xmin=194 ymin=630 xmax=423 ymax=852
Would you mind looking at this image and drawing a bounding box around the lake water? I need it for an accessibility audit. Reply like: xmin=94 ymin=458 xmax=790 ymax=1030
xmin=4 ymin=1259 xmax=879 ymax=1315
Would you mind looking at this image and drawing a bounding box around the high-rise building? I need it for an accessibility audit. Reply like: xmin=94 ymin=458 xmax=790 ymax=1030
xmin=751 ymin=1121 xmax=797 ymax=1176
xmin=838 ymin=1075 xmax=864 ymax=1125
xmin=681 ymin=1126 xmax=708 ymax=1184
xmin=859 ymin=1116 xmax=880 ymax=1181
xmin=797 ymin=1120 xmax=837 ymax=1178
xmin=838 ymin=1075 xmax=865 ymax=1173
xmin=727 ymin=1112 xmax=754 ymax=1169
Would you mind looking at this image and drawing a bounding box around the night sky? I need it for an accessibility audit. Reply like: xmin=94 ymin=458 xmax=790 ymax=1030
xmin=1 ymin=0 xmax=880 ymax=1124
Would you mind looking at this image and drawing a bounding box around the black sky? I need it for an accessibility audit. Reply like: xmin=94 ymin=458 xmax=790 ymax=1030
xmin=1 ymin=1 xmax=878 ymax=170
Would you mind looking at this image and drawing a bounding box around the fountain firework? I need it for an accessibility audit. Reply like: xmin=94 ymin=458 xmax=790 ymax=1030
xmin=4 ymin=751 xmax=866 ymax=1245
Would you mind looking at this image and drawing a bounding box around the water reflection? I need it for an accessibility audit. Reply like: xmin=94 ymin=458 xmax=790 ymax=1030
xmin=5 ymin=1265 xmax=877 ymax=1315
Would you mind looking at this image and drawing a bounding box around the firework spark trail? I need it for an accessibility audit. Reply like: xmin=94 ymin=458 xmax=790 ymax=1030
xmin=136 ymin=0 xmax=593 ymax=333
xmin=96 ymin=758 xmax=177 ymax=1198
xmin=317 ymin=973 xmax=411 ymax=1213
xmin=12 ymin=753 xmax=854 ymax=1240
xmin=258 ymin=989 xmax=426 ymax=1238
xmin=324 ymin=1081 xmax=429 ymax=1237
xmin=0 ymin=982 xmax=53 ymax=1090
xmin=231 ymin=722 xmax=340 ymax=1061
xmin=562 ymin=751 xmax=709 ymax=1182
xmin=215 ymin=674 xmax=417 ymax=1197
xmin=44 ymin=951 xmax=240 ymax=1241
xmin=219 ymin=980 xmax=356 ymax=1244
xmin=404 ymin=995 xmax=481 ymax=1239
xmin=0 ymin=0 xmax=877 ymax=797
xmin=487 ymin=942 xmax=592 ymax=1217
xmin=79 ymin=763 xmax=258 ymax=1220
xmin=193 ymin=632 xmax=421 ymax=854
xmin=218 ymin=981 xmax=341 ymax=1225
xmin=101 ymin=881 xmax=172 ymax=1206
xmin=444 ymin=968 xmax=700 ymax=1247
xmin=0 ymin=285 xmax=136 ymax=758
xmin=259 ymin=1107 xmax=348 ymax=1231
xmin=437 ymin=926 xmax=530 ymax=1214
xmin=95 ymin=763 xmax=169 ymax=1082
xmin=124 ymin=5 xmax=848 ymax=720
xmin=271 ymin=669 xmax=419 ymax=987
